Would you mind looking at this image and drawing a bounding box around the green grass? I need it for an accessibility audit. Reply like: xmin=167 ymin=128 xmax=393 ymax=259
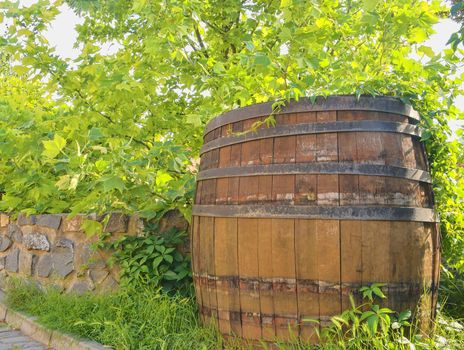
xmin=4 ymin=279 xmax=464 ymax=350
xmin=4 ymin=279 xmax=222 ymax=350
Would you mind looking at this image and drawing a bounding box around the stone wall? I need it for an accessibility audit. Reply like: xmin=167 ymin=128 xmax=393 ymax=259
xmin=0 ymin=211 xmax=189 ymax=293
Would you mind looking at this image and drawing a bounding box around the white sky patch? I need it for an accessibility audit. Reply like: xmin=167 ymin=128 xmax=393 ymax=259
xmin=44 ymin=4 xmax=84 ymax=60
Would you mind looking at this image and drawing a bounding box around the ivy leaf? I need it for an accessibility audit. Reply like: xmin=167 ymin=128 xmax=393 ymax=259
xmin=42 ymin=134 xmax=66 ymax=159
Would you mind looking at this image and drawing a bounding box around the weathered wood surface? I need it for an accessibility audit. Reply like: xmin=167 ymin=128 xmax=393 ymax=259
xmin=192 ymin=96 xmax=440 ymax=344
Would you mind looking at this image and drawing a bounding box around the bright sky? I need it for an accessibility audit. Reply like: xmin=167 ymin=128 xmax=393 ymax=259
xmin=14 ymin=1 xmax=464 ymax=122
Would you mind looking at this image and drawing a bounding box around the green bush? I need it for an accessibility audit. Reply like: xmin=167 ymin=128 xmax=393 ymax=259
xmin=107 ymin=223 xmax=192 ymax=295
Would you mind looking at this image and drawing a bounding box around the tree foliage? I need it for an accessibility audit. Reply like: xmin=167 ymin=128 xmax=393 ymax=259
xmin=0 ymin=0 xmax=463 ymax=271
xmin=448 ymin=1 xmax=464 ymax=49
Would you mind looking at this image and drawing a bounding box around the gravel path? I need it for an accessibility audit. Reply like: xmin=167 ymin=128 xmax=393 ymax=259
xmin=0 ymin=324 xmax=45 ymax=350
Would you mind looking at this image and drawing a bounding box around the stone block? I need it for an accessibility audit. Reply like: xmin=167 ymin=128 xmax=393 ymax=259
xmin=49 ymin=331 xmax=86 ymax=350
xmin=52 ymin=238 xmax=74 ymax=278
xmin=158 ymin=209 xmax=189 ymax=233
xmin=35 ymin=214 xmax=62 ymax=230
xmin=5 ymin=248 xmax=19 ymax=272
xmin=19 ymin=251 xmax=33 ymax=275
xmin=62 ymin=215 xmax=83 ymax=232
xmin=0 ymin=257 xmax=5 ymax=270
xmin=0 ymin=303 xmax=6 ymax=322
xmin=17 ymin=213 xmax=37 ymax=226
xmin=0 ymin=236 xmax=12 ymax=252
xmin=89 ymin=269 xmax=109 ymax=285
xmin=0 ymin=271 xmax=7 ymax=289
xmin=20 ymin=317 xmax=53 ymax=347
xmin=7 ymin=224 xmax=23 ymax=243
xmin=127 ymin=214 xmax=143 ymax=236
xmin=79 ymin=340 xmax=113 ymax=350
xmin=0 ymin=214 xmax=9 ymax=228
xmin=31 ymin=254 xmax=38 ymax=276
xmin=23 ymin=233 xmax=50 ymax=251
xmin=77 ymin=244 xmax=104 ymax=271
xmin=4 ymin=308 xmax=52 ymax=347
xmin=69 ymin=280 xmax=94 ymax=294
xmin=56 ymin=238 xmax=74 ymax=250
xmin=104 ymin=213 xmax=128 ymax=233
xmin=77 ymin=243 xmax=91 ymax=265
xmin=37 ymin=255 xmax=52 ymax=278
xmin=99 ymin=275 xmax=118 ymax=291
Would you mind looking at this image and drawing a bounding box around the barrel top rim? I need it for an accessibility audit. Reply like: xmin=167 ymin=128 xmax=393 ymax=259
xmin=204 ymin=95 xmax=420 ymax=134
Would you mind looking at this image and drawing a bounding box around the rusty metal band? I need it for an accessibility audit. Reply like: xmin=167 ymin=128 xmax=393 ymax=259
xmin=204 ymin=95 xmax=420 ymax=134
xmin=192 ymin=273 xmax=436 ymax=294
xmin=197 ymin=163 xmax=432 ymax=183
xmin=200 ymin=120 xmax=421 ymax=154
xmin=192 ymin=205 xmax=437 ymax=222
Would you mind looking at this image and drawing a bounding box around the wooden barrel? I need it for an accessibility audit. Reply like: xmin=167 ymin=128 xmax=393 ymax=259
xmin=191 ymin=95 xmax=440 ymax=343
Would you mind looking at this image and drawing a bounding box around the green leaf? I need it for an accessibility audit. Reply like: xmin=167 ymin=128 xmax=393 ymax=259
xmin=163 ymin=270 xmax=178 ymax=280
xmin=12 ymin=65 xmax=29 ymax=75
xmin=409 ymin=27 xmax=428 ymax=43
xmin=367 ymin=315 xmax=379 ymax=335
xmin=100 ymin=175 xmax=125 ymax=192
xmin=372 ymin=286 xmax=386 ymax=299
xmin=89 ymin=127 xmax=103 ymax=141
xmin=254 ymin=53 xmax=271 ymax=67
xmin=155 ymin=245 xmax=166 ymax=254
xmin=451 ymin=2 xmax=464 ymax=16
xmin=153 ymin=256 xmax=163 ymax=269
xmin=186 ymin=114 xmax=202 ymax=127
xmin=42 ymin=135 xmax=67 ymax=159
xmin=132 ymin=0 xmax=147 ymax=12
xmin=418 ymin=45 xmax=435 ymax=58
xmin=319 ymin=58 xmax=330 ymax=68
xmin=362 ymin=0 xmax=381 ymax=11
xmin=156 ymin=171 xmax=173 ymax=186
xmin=398 ymin=310 xmax=412 ymax=322
xmin=95 ymin=159 xmax=109 ymax=172
xmin=81 ymin=219 xmax=103 ymax=237
xmin=213 ymin=62 xmax=225 ymax=74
